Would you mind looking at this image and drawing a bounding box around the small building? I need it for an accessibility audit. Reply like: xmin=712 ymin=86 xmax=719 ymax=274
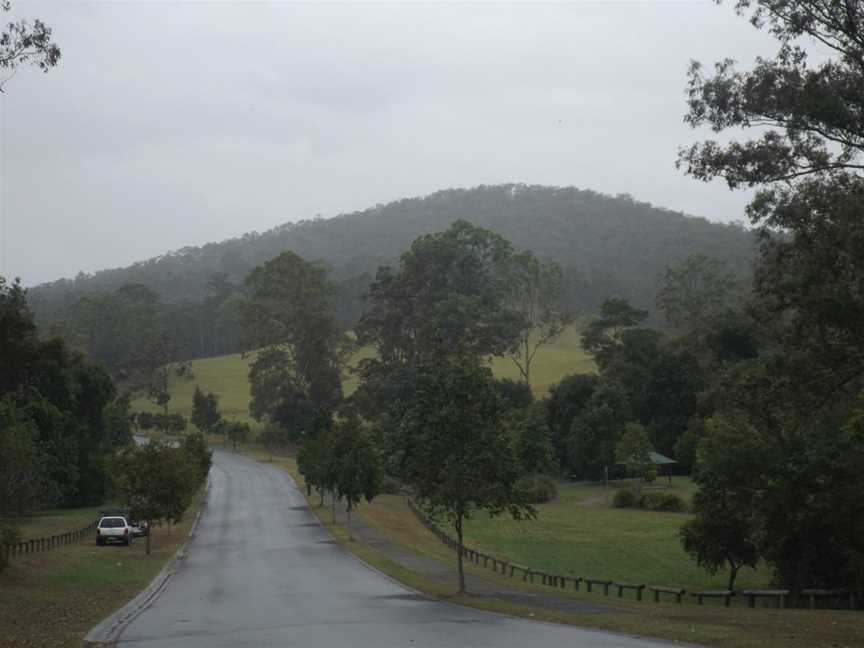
xmin=648 ymin=451 xmax=677 ymax=484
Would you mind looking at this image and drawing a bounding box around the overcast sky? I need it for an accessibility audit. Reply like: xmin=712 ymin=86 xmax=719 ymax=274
xmin=0 ymin=0 xmax=780 ymax=286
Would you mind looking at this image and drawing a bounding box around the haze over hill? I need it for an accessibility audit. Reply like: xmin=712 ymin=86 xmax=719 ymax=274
xmin=30 ymin=184 xmax=755 ymax=330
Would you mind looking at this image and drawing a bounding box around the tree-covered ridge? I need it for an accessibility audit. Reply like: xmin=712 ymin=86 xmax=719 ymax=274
xmin=29 ymin=184 xmax=755 ymax=330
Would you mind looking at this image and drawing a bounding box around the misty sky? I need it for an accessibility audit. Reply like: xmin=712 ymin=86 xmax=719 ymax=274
xmin=0 ymin=0 xmax=781 ymax=286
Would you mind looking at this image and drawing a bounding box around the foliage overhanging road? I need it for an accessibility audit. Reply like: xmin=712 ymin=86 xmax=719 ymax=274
xmin=117 ymin=449 xmax=678 ymax=647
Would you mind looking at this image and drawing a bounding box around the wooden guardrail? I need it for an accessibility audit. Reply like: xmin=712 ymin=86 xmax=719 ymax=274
xmin=585 ymin=578 xmax=613 ymax=595
xmin=802 ymin=589 xmax=855 ymax=610
xmin=650 ymin=586 xmax=686 ymax=603
xmin=692 ymin=590 xmax=734 ymax=606
xmin=2 ymin=520 xmax=97 ymax=562
xmin=742 ymin=589 xmax=788 ymax=609
xmin=405 ymin=498 xmax=860 ymax=611
xmin=615 ymin=582 xmax=646 ymax=601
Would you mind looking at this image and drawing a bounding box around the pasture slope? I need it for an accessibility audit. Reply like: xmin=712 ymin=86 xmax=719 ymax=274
xmin=134 ymin=327 xmax=595 ymax=422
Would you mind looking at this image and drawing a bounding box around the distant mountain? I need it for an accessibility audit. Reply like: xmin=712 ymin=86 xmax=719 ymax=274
xmin=29 ymin=184 xmax=755 ymax=328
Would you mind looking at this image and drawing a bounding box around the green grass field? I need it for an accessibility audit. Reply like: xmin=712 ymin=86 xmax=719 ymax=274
xmin=462 ymin=479 xmax=769 ymax=590
xmin=133 ymin=327 xmax=595 ymax=423
xmin=2 ymin=505 xmax=106 ymax=541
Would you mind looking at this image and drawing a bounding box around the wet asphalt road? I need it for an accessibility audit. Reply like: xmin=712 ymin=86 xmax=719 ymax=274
xmin=117 ymin=450 xmax=678 ymax=648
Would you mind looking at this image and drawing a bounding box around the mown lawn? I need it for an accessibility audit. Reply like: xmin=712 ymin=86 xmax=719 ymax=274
xmin=2 ymin=505 xmax=105 ymax=542
xmin=0 ymin=491 xmax=203 ymax=648
xmin=132 ymin=326 xmax=595 ymax=421
xmin=462 ymin=479 xmax=770 ymax=590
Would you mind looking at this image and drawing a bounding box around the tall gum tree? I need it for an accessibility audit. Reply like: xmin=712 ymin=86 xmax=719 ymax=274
xmin=505 ymin=252 xmax=573 ymax=386
xmin=0 ymin=1 xmax=60 ymax=92
xmin=240 ymin=252 xmax=347 ymax=436
xmin=678 ymin=0 xmax=864 ymax=593
xmin=679 ymin=0 xmax=864 ymax=394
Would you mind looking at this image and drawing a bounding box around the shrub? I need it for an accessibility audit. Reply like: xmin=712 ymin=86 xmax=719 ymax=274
xmin=640 ymin=492 xmax=687 ymax=512
xmin=516 ymin=474 xmax=559 ymax=503
xmin=612 ymin=487 xmax=638 ymax=508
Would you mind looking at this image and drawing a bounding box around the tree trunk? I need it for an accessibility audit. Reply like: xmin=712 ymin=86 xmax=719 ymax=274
xmin=455 ymin=512 xmax=466 ymax=594
xmin=199 ymin=315 xmax=205 ymax=357
xmin=347 ymin=504 xmax=353 ymax=541
xmin=331 ymin=491 xmax=336 ymax=524
xmin=727 ymin=560 xmax=740 ymax=591
xmin=145 ymin=521 xmax=152 ymax=555
xmin=318 ymin=486 xmax=324 ymax=507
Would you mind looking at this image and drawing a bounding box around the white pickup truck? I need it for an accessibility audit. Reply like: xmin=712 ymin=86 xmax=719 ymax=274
xmin=96 ymin=516 xmax=134 ymax=546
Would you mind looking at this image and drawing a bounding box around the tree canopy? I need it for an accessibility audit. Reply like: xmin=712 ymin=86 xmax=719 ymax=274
xmin=241 ymin=251 xmax=345 ymax=436
xmin=0 ymin=1 xmax=60 ymax=92
xmin=671 ymin=0 xmax=864 ymax=593
xmin=400 ymin=357 xmax=534 ymax=593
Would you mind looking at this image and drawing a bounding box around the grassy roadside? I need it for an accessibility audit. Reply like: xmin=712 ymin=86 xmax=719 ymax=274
xmin=2 ymin=506 xmax=107 ymax=542
xmin=249 ymin=448 xmax=864 ymax=648
xmin=0 ymin=489 xmax=205 ymax=648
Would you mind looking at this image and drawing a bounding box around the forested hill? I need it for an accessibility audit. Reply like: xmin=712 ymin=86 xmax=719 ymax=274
xmin=30 ymin=184 xmax=755 ymax=327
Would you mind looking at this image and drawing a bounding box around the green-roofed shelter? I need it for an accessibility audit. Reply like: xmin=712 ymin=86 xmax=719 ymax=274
xmin=615 ymin=451 xmax=677 ymax=484
xmin=649 ymin=451 xmax=676 ymax=465
xmin=650 ymin=451 xmax=676 ymax=484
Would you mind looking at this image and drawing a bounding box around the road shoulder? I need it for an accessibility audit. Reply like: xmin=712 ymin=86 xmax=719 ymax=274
xmin=81 ymin=481 xmax=209 ymax=647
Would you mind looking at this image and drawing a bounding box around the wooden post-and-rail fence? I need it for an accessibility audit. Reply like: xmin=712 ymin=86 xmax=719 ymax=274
xmin=2 ymin=520 xmax=98 ymax=563
xmin=405 ymin=498 xmax=860 ymax=611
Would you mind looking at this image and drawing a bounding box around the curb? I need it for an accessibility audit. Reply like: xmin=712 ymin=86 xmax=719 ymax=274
xmin=81 ymin=478 xmax=210 ymax=647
